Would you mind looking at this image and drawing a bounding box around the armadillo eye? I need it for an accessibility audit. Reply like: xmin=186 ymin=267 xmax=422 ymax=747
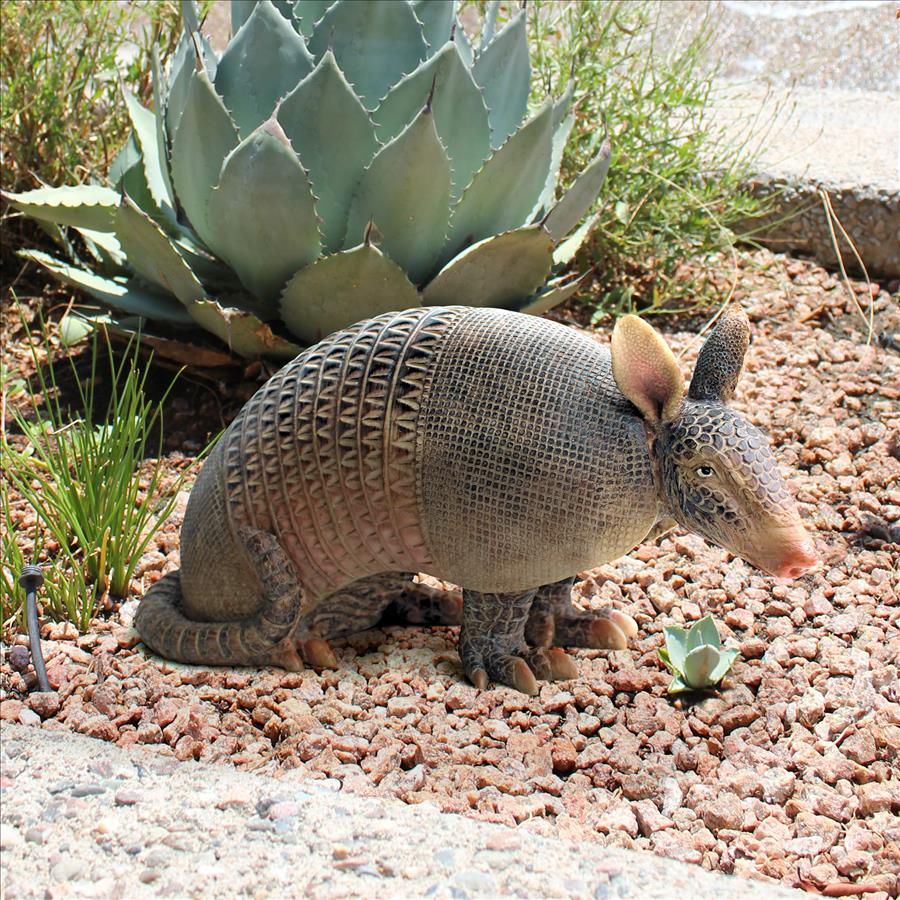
xmin=695 ymin=465 xmax=715 ymax=478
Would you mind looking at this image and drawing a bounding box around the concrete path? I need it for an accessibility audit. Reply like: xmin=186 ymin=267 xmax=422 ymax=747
xmin=0 ymin=722 xmax=802 ymax=900
xmin=698 ymin=0 xmax=899 ymax=277
xmin=655 ymin=1 xmax=898 ymax=277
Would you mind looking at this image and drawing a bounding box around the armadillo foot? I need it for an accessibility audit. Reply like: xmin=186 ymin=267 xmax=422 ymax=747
xmin=459 ymin=587 xmax=543 ymax=694
xmin=268 ymin=640 xmax=305 ymax=672
xmin=520 ymin=646 xmax=579 ymax=682
xmin=526 ymin=578 xmax=639 ymax=651
xmin=543 ymin=647 xmax=579 ymax=681
xmin=460 ymin=646 xmax=541 ymax=695
xmin=299 ymin=637 xmax=338 ymax=670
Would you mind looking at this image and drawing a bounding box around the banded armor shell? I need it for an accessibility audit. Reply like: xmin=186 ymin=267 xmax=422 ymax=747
xmin=179 ymin=306 xmax=660 ymax=624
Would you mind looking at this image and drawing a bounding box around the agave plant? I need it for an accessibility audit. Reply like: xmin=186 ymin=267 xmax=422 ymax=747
xmin=657 ymin=615 xmax=739 ymax=695
xmin=4 ymin=0 xmax=610 ymax=361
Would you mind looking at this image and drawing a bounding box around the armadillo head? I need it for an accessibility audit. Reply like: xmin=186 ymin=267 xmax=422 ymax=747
xmin=611 ymin=306 xmax=817 ymax=580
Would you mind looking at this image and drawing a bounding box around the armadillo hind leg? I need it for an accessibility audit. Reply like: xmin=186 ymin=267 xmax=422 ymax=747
xmin=135 ymin=526 xmax=304 ymax=670
xmin=297 ymin=573 xmax=461 ymax=670
xmin=380 ymin=578 xmax=462 ymax=627
xmin=525 ymin=578 xmax=638 ymax=651
xmin=459 ymin=588 xmax=577 ymax=695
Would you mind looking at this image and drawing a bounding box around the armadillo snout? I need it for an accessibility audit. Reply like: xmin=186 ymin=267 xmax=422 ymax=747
xmin=658 ymin=402 xmax=819 ymax=581
xmin=769 ymin=538 xmax=818 ymax=581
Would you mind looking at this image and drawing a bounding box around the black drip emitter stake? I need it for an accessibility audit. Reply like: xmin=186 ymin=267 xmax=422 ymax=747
xmin=19 ymin=565 xmax=50 ymax=693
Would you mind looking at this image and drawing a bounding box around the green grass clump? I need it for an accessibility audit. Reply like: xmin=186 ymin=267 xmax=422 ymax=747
xmin=529 ymin=0 xmax=772 ymax=316
xmin=1 ymin=318 xmax=206 ymax=633
xmin=0 ymin=0 xmax=187 ymax=269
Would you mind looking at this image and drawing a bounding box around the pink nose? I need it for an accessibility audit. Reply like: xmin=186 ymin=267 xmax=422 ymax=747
xmin=774 ymin=540 xmax=818 ymax=580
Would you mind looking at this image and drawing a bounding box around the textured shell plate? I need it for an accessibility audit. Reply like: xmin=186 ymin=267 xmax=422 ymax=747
xmin=179 ymin=307 xmax=659 ymax=619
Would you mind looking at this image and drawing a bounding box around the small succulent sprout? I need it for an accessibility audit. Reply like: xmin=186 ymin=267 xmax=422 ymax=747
xmin=657 ymin=615 xmax=739 ymax=694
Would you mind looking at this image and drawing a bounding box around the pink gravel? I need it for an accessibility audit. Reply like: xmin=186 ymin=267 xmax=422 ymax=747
xmin=2 ymin=251 xmax=898 ymax=897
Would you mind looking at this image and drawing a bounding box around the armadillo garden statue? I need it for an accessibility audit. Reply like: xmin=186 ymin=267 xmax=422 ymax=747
xmin=136 ymin=305 xmax=817 ymax=693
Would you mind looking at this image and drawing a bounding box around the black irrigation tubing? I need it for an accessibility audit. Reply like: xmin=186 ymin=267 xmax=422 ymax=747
xmin=19 ymin=564 xmax=51 ymax=693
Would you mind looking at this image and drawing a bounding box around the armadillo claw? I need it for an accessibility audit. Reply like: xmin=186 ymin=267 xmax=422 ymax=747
xmin=269 ymin=640 xmax=304 ymax=672
xmin=299 ymin=637 xmax=338 ymax=670
xmin=586 ymin=618 xmax=628 ymax=650
xmin=544 ymin=647 xmax=579 ymax=681
xmin=463 ymin=657 xmax=538 ymax=695
xmin=511 ymin=658 xmax=539 ymax=695
xmin=608 ymin=609 xmax=638 ymax=639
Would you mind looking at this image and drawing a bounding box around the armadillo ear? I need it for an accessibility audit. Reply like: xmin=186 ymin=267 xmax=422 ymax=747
xmin=688 ymin=305 xmax=750 ymax=403
xmin=611 ymin=314 xmax=684 ymax=424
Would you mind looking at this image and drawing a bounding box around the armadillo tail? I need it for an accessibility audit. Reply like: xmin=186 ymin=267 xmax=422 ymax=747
xmin=134 ymin=570 xmax=303 ymax=670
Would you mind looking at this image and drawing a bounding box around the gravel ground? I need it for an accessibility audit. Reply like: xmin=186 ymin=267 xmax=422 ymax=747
xmin=2 ymin=251 xmax=899 ymax=897
xmin=0 ymin=722 xmax=802 ymax=899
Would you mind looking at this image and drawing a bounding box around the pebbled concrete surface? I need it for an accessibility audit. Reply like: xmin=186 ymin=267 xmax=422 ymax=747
xmin=0 ymin=722 xmax=803 ymax=899
xmin=661 ymin=0 xmax=899 ymax=278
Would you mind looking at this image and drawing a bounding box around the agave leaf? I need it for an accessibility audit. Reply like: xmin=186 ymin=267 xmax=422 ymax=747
xmin=171 ymin=234 xmax=232 ymax=287
xmin=553 ymin=212 xmax=599 ymax=266
xmin=180 ymin=3 xmax=218 ymax=78
xmin=170 ymin=66 xmax=239 ymax=246
xmin=151 ymin=47 xmax=175 ymax=203
xmin=544 ymin=140 xmax=612 ymax=242
xmin=188 ymin=299 xmax=301 ymax=360
xmin=75 ymin=228 xmax=126 ymax=274
xmin=278 ymin=51 xmax=379 ymax=254
xmin=3 ymin=185 xmax=119 ymax=232
xmin=109 ymin=134 xmax=141 ymax=189
xmin=120 ymin=329 xmax=237 ymax=367
xmin=180 ymin=0 xmax=200 ymax=35
xmin=480 ymin=1 xmax=500 ymax=50
xmin=215 ymin=1 xmax=314 ymax=137
xmin=270 ymin=0 xmax=298 ymax=22
xmin=120 ymin=154 xmax=162 ymax=223
xmin=472 ymin=10 xmax=529 ymax=149
xmin=280 ymin=243 xmax=419 ymax=344
xmin=532 ymin=103 xmax=576 ymax=221
xmin=64 ymin=307 xmax=238 ymax=366
xmin=423 ymin=225 xmax=553 ymax=309
xmin=345 ymin=107 xmax=450 ymax=283
xmin=552 ymin=80 xmax=575 ymax=130
xmin=453 ymin=17 xmax=474 ymax=67
xmin=115 ymin=196 xmax=206 ymax=306
xmin=709 ymin=648 xmax=739 ymax=684
xmin=292 ymin=0 xmax=334 ymax=37
xmin=165 ymin=34 xmax=194 ymax=140
xmin=519 ymin=269 xmax=590 ymax=316
xmin=307 ymin=0 xmax=428 ymax=111
xmin=411 ymin=0 xmax=454 ymax=55
xmin=657 ymin=646 xmax=672 ymax=672
xmin=207 ymin=119 xmax=321 ymax=308
xmin=687 ymin=615 xmax=721 ymax=651
xmin=683 ymin=645 xmax=720 ymax=688
xmin=442 ymin=101 xmax=553 ymax=263
xmin=59 ymin=313 xmax=100 ymax=346
xmin=231 ymin=0 xmax=255 ymax=34
xmin=663 ymin=624 xmax=689 ymax=673
xmin=122 ymin=89 xmax=175 ymax=222
xmin=20 ymin=249 xmax=194 ymax=324
xmin=666 ymin=673 xmax=692 ymax=695
xmin=374 ymin=42 xmax=490 ymax=201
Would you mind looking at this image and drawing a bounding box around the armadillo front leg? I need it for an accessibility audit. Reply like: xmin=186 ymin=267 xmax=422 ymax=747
xmin=459 ymin=588 xmax=577 ymax=695
xmin=525 ymin=577 xmax=638 ymax=651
